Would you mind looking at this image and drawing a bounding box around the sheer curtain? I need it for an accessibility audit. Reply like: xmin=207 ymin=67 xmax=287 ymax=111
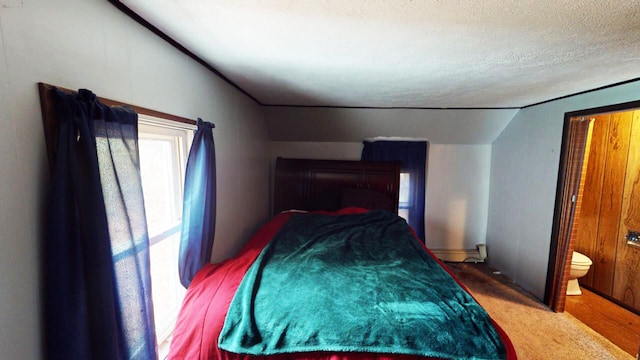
xmin=45 ymin=88 xmax=157 ymax=359
xmin=362 ymin=140 xmax=428 ymax=241
xmin=179 ymin=119 xmax=216 ymax=288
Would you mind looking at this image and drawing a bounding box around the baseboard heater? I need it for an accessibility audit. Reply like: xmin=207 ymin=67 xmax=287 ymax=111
xmin=431 ymin=244 xmax=487 ymax=263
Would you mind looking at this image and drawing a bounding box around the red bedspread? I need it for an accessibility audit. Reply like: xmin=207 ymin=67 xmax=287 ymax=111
xmin=168 ymin=208 xmax=516 ymax=360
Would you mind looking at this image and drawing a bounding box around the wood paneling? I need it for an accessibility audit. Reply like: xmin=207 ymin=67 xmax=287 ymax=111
xmin=575 ymin=108 xmax=640 ymax=314
xmin=613 ymin=110 xmax=640 ymax=309
xmin=592 ymin=111 xmax=633 ymax=294
xmin=574 ymin=115 xmax=610 ymax=287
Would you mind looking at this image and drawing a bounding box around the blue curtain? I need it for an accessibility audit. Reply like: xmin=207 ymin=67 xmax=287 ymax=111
xmin=45 ymin=89 xmax=157 ymax=360
xmin=179 ymin=119 xmax=216 ymax=288
xmin=362 ymin=140 xmax=427 ymax=241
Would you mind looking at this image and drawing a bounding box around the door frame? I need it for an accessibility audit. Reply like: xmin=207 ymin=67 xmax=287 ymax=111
xmin=545 ymin=99 xmax=640 ymax=312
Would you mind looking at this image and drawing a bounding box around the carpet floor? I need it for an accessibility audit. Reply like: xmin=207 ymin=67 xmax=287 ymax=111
xmin=445 ymin=262 xmax=633 ymax=360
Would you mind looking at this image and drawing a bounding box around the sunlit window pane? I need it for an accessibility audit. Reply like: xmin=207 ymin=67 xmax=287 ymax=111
xmin=398 ymin=208 xmax=409 ymax=222
xmin=399 ymin=172 xmax=411 ymax=205
xmin=138 ymin=119 xmax=192 ymax=358
xmin=149 ymin=231 xmax=186 ymax=340
xmin=139 ymin=138 xmax=180 ymax=237
xmin=398 ymin=172 xmax=411 ymax=222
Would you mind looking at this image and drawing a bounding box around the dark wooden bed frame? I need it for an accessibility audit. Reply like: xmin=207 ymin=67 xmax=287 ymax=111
xmin=273 ymin=157 xmax=400 ymax=215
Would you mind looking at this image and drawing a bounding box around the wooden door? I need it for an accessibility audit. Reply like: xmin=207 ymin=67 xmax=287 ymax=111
xmin=612 ymin=110 xmax=640 ymax=310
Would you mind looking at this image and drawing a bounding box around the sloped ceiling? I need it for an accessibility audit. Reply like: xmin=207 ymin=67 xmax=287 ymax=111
xmin=265 ymin=107 xmax=519 ymax=144
xmin=119 ymin=0 xmax=640 ymax=109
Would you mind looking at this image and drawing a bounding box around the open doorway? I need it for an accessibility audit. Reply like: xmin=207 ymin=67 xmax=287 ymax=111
xmin=545 ymin=100 xmax=640 ymax=354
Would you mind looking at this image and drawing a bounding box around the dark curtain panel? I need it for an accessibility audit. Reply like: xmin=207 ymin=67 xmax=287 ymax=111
xmin=45 ymin=89 xmax=157 ymax=360
xmin=362 ymin=140 xmax=427 ymax=241
xmin=179 ymin=119 xmax=216 ymax=288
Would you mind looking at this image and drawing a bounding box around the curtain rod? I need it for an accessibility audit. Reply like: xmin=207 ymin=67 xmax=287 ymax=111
xmin=38 ymin=83 xmax=197 ymax=126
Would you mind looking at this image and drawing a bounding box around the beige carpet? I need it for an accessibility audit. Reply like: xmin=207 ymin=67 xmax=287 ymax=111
xmin=445 ymin=262 xmax=633 ymax=360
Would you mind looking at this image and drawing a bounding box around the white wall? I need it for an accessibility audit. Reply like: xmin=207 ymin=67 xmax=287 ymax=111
xmin=426 ymin=145 xmax=491 ymax=250
xmin=487 ymin=79 xmax=640 ymax=300
xmin=0 ymin=0 xmax=271 ymax=358
xmin=271 ymin=141 xmax=492 ymax=250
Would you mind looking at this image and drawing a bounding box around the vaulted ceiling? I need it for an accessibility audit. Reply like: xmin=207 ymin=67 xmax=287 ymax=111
xmin=118 ymin=1 xmax=640 ymax=109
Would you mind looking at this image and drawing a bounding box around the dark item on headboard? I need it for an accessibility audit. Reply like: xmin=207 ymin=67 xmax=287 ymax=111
xmin=273 ymin=158 xmax=400 ymax=215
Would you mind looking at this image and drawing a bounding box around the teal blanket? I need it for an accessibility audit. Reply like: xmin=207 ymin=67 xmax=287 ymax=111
xmin=219 ymin=210 xmax=505 ymax=359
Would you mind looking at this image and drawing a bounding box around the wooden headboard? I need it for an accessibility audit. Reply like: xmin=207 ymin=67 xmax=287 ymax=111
xmin=273 ymin=158 xmax=400 ymax=215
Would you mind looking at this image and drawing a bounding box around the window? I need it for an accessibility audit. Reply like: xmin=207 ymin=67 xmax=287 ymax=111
xmin=398 ymin=172 xmax=411 ymax=221
xmin=138 ymin=115 xmax=194 ymax=358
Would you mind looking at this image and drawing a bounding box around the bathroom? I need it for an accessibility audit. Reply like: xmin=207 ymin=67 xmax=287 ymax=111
xmin=564 ymin=106 xmax=640 ymax=355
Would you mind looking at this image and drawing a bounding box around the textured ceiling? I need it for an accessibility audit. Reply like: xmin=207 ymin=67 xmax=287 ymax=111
xmin=120 ymin=0 xmax=640 ymax=108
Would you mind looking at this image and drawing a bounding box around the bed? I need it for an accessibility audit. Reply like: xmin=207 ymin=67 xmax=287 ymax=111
xmin=168 ymin=158 xmax=516 ymax=360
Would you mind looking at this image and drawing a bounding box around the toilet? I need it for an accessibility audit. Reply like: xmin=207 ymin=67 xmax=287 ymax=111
xmin=566 ymin=251 xmax=593 ymax=296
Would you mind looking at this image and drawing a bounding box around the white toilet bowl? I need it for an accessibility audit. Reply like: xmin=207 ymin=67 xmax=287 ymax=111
xmin=566 ymin=251 xmax=592 ymax=296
